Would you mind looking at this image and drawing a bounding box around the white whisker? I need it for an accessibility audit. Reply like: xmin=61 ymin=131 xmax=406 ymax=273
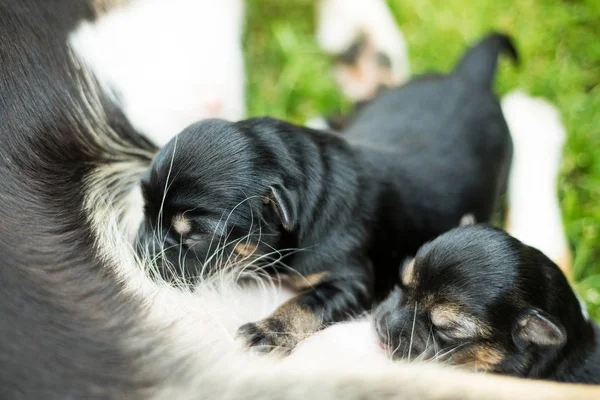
xmin=407 ymin=301 xmax=418 ymax=361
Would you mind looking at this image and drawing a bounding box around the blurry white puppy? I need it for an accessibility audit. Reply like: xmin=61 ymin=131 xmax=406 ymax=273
xmin=71 ymin=0 xmax=246 ymax=147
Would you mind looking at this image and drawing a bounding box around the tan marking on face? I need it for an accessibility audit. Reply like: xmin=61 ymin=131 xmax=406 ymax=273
xmin=452 ymin=345 xmax=505 ymax=372
xmin=430 ymin=304 xmax=490 ymax=338
xmin=172 ymin=214 xmax=191 ymax=237
xmin=234 ymin=242 xmax=258 ymax=257
xmin=473 ymin=346 xmax=505 ymax=367
xmin=430 ymin=304 xmax=462 ymax=327
xmin=401 ymin=259 xmax=416 ymax=287
xmin=284 ymin=272 xmax=329 ymax=291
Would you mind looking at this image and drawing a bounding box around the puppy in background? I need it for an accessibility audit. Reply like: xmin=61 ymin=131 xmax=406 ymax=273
xmin=309 ymin=0 xmax=410 ymax=131
xmin=316 ymin=0 xmax=411 ymax=102
xmin=373 ymin=225 xmax=599 ymax=383
xmin=138 ymin=33 xmax=515 ymax=354
xmin=502 ymin=91 xmax=572 ymax=277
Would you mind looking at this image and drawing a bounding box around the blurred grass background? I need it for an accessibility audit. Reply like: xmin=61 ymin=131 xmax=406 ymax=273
xmin=244 ymin=0 xmax=600 ymax=319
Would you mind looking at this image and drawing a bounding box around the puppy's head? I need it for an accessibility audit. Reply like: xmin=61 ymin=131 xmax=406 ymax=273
xmin=374 ymin=225 xmax=586 ymax=376
xmin=136 ymin=118 xmax=300 ymax=282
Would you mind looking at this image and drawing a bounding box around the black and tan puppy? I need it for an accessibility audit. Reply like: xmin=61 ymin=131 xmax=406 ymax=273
xmin=374 ymin=224 xmax=600 ymax=383
xmin=137 ymin=33 xmax=515 ymax=353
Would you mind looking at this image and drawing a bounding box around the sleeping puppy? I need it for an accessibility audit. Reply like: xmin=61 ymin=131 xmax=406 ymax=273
xmin=137 ymin=33 xmax=515 ymax=354
xmin=374 ymin=225 xmax=599 ymax=383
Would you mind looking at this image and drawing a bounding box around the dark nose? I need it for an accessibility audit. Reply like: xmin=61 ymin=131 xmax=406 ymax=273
xmin=373 ymin=287 xmax=430 ymax=360
xmin=373 ymin=287 xmax=404 ymax=347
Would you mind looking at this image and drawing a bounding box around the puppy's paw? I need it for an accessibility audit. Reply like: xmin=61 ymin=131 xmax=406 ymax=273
xmin=236 ymin=319 xmax=296 ymax=355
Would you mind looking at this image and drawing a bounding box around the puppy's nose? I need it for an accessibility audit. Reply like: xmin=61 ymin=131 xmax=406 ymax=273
xmin=373 ymin=287 xmax=405 ymax=344
xmin=373 ymin=292 xmax=430 ymax=361
xmin=392 ymin=312 xmax=429 ymax=361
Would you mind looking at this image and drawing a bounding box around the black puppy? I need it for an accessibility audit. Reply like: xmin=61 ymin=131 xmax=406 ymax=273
xmin=374 ymin=225 xmax=600 ymax=383
xmin=138 ymin=33 xmax=515 ymax=353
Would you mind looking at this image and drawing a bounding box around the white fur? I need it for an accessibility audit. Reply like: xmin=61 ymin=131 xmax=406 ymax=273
xmin=70 ymin=0 xmax=245 ymax=147
xmin=289 ymin=319 xmax=389 ymax=366
xmin=317 ymin=0 xmax=410 ymax=85
xmin=502 ymin=90 xmax=571 ymax=270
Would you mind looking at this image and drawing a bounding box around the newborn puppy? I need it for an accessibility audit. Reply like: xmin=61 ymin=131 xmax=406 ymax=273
xmin=138 ymin=33 xmax=515 ymax=354
xmin=374 ymin=225 xmax=599 ymax=383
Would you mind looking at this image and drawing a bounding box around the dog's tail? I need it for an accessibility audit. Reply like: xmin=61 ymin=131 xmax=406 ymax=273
xmin=453 ymin=32 xmax=518 ymax=89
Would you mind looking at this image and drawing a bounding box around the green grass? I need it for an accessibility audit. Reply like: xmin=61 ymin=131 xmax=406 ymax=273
xmin=244 ymin=0 xmax=600 ymax=320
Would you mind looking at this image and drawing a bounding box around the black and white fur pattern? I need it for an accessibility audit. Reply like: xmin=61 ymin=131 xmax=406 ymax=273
xmin=0 ymin=0 xmax=597 ymax=399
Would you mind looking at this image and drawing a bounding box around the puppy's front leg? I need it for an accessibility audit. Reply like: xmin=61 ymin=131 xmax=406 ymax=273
xmin=236 ymin=269 xmax=372 ymax=354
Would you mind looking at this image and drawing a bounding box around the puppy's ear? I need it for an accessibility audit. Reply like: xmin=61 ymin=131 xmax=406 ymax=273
xmin=265 ymin=184 xmax=298 ymax=232
xmin=512 ymin=308 xmax=566 ymax=348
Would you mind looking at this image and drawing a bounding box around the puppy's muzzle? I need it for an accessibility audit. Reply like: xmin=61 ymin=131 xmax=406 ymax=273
xmin=373 ymin=287 xmax=432 ymax=361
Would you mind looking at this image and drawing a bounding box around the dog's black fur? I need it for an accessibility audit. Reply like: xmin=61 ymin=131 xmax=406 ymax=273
xmin=374 ymin=225 xmax=600 ymax=384
xmin=0 ymin=0 xmax=165 ymax=398
xmin=139 ymin=33 xmax=516 ymax=352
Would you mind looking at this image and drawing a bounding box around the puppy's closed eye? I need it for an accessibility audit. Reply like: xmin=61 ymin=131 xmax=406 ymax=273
xmin=235 ymin=242 xmax=258 ymax=257
xmin=430 ymin=306 xmax=487 ymax=340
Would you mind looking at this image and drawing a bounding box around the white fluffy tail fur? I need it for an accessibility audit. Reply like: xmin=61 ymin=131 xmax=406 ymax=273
xmin=502 ymin=90 xmax=572 ymax=276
